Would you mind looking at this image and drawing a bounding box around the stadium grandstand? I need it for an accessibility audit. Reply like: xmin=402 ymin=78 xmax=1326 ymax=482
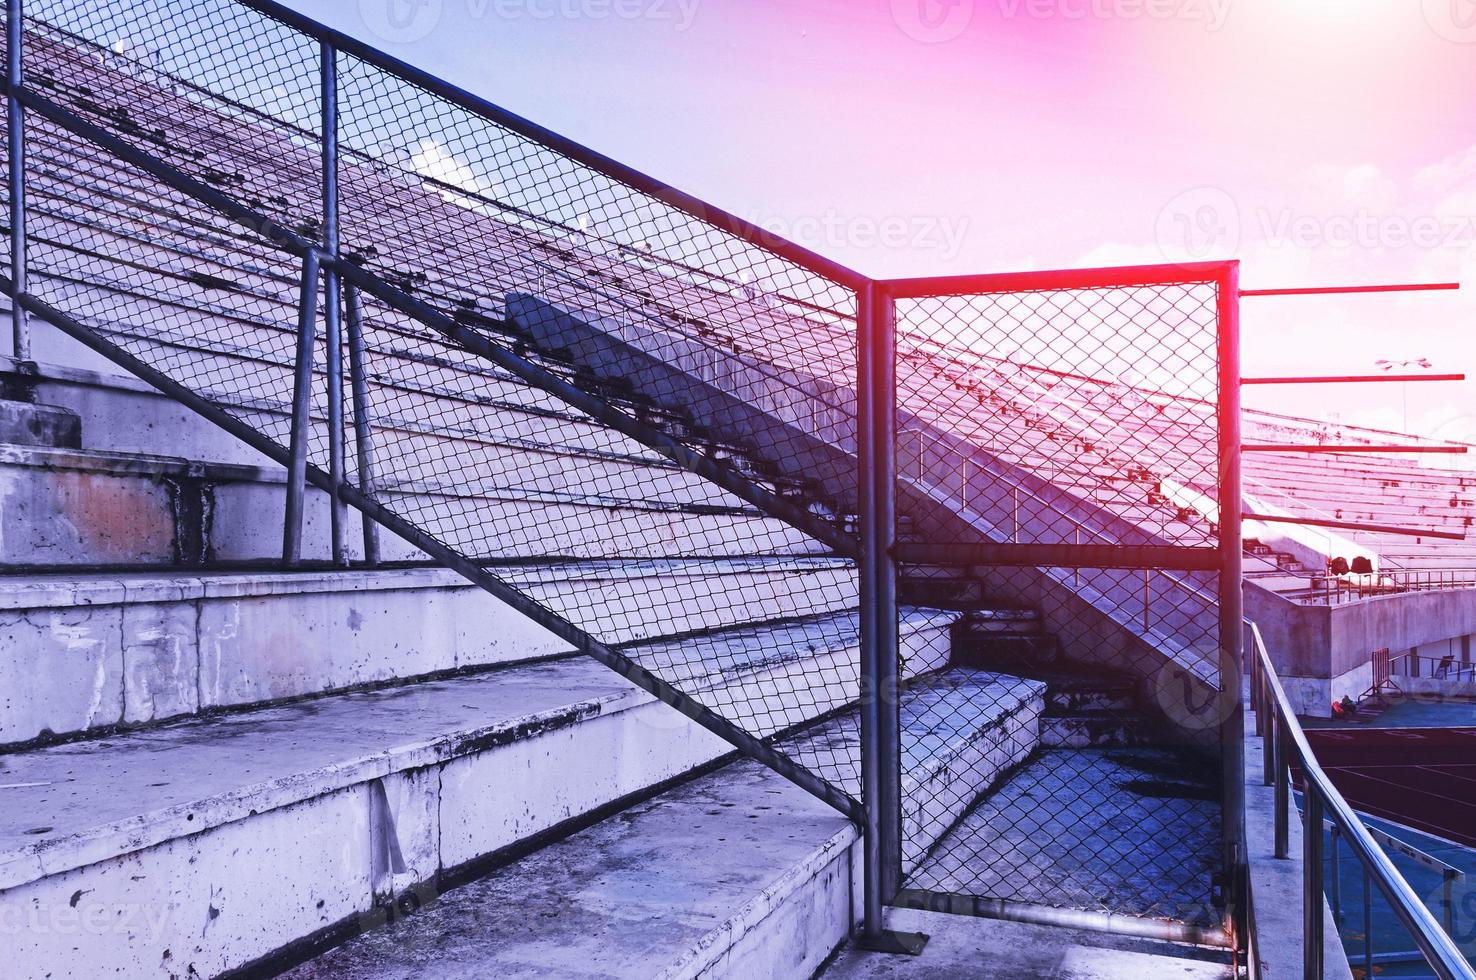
xmin=1 ymin=2 xmax=1472 ymax=978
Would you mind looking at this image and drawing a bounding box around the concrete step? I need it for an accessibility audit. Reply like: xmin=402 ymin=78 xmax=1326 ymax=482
xmin=952 ymin=632 xmax=1060 ymax=673
xmin=0 ymin=566 xmax=565 ymax=746
xmin=779 ymin=669 xmax=1046 ymax=873
xmin=0 ymin=609 xmax=962 ymax=977
xmin=1039 ymin=711 xmax=1160 ymax=748
xmin=0 ymin=558 xmax=861 ymax=746
xmin=283 ymin=756 xmax=859 ymax=980
xmin=279 ymin=667 xmax=1043 ymax=979
xmin=0 ymin=442 xmax=398 ymax=567
xmin=0 ymin=398 xmax=82 ymax=449
xmin=0 ymin=439 xmax=832 ymax=568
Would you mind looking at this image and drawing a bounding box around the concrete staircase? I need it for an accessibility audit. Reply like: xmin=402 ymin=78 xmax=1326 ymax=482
xmin=0 ymin=353 xmax=1055 ymax=977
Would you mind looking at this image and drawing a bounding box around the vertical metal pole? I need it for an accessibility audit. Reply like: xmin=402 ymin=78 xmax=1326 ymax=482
xmin=856 ymin=280 xmax=920 ymax=954
xmin=1275 ymin=718 xmax=1290 ymax=860
xmin=1216 ymin=262 xmax=1247 ymax=941
xmin=1262 ymin=699 xmax=1274 ymax=787
xmin=1329 ymin=825 xmax=1342 ymax=921
xmin=857 ymin=278 xmax=885 ymax=944
xmin=321 ymin=41 xmax=347 ymax=566
xmin=1304 ymin=792 xmax=1325 ymax=979
xmin=7 ymin=0 xmax=29 ymax=361
xmin=1362 ymin=868 xmax=1373 ymax=978
xmin=283 ymin=249 xmax=321 ymax=566
xmin=344 ymin=282 xmax=381 ymax=565
xmin=1443 ymin=870 xmax=1455 ymax=935
xmin=1142 ymin=569 xmax=1150 ymax=630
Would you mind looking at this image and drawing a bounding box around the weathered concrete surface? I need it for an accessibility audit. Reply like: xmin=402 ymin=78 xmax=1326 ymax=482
xmin=0 ymin=657 xmax=729 ymax=977
xmin=0 ymin=609 xmax=961 ymax=976
xmin=777 ymin=669 xmax=1045 ymax=874
xmin=1242 ymin=713 xmax=1352 ymax=979
xmin=0 ymin=441 xmax=407 ymax=566
xmin=0 ymin=561 xmax=865 ymax=745
xmin=0 ymin=568 xmax=569 ymax=745
xmin=824 ymin=907 xmax=1235 ymax=979
xmin=285 ymin=757 xmax=860 ymax=980
xmin=907 ymin=747 xmax=1224 ymax=928
xmin=0 ymin=398 xmax=82 ymax=449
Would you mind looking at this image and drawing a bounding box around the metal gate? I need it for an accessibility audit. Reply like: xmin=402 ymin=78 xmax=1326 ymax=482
xmin=857 ymin=265 xmax=1243 ymax=946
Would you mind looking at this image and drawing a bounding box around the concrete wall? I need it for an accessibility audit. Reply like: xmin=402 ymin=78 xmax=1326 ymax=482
xmin=1247 ymin=581 xmax=1476 ymax=715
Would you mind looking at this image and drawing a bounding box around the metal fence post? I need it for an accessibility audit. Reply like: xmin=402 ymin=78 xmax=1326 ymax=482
xmin=344 ymin=281 xmax=381 ymax=565
xmin=283 ymin=248 xmax=321 ymax=565
xmin=1216 ymin=261 xmax=1247 ymax=941
xmin=856 ymin=279 xmax=923 ymax=955
xmin=7 ymin=0 xmax=29 ymax=361
xmin=321 ymin=40 xmax=347 ymax=566
xmin=1274 ymin=713 xmax=1290 ymax=859
xmin=1304 ymin=791 xmax=1325 ymax=979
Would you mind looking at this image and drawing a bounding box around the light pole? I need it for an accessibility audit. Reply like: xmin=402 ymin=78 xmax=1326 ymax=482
xmin=1375 ymin=358 xmax=1432 ymax=433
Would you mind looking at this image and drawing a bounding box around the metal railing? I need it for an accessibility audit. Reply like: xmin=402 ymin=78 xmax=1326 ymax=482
xmin=1246 ymin=620 xmax=1474 ymax=979
xmin=1391 ymin=650 xmax=1476 ymax=684
xmin=3 ymin=0 xmax=1246 ymax=956
xmin=1314 ymin=566 xmax=1476 ymax=605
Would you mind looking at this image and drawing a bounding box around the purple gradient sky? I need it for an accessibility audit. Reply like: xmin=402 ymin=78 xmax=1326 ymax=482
xmin=285 ymin=0 xmax=1476 ymax=443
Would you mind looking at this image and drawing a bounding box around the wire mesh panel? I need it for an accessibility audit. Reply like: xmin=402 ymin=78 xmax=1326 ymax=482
xmin=889 ymin=271 xmax=1233 ymax=931
xmin=10 ymin=2 xmax=871 ymax=812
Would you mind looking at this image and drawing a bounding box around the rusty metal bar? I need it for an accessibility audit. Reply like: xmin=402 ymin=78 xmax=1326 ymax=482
xmin=1242 ymin=373 xmax=1465 ymax=385
xmin=1245 ymin=512 xmax=1467 ymax=542
xmin=1241 ymin=283 xmax=1460 ymax=297
xmin=1243 ymin=444 xmax=1468 ymax=454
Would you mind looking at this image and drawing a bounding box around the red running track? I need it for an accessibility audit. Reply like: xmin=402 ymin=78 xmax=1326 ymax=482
xmin=1298 ymin=727 xmax=1476 ymax=847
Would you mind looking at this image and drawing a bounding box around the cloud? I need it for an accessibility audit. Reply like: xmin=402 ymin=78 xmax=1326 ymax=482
xmin=410 ymin=138 xmax=482 ymax=197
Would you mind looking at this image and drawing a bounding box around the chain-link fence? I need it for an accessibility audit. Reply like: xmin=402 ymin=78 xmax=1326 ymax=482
xmin=7 ymin=0 xmax=873 ymax=816
xmin=2 ymin=0 xmax=1244 ymax=948
xmin=885 ymin=270 xmax=1239 ymax=935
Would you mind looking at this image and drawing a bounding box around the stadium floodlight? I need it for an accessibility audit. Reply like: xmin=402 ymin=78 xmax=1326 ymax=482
xmin=1377 ymin=358 xmax=1435 ymax=431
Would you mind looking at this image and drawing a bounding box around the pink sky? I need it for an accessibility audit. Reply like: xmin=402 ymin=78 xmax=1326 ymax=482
xmin=293 ymin=0 xmax=1476 ymax=444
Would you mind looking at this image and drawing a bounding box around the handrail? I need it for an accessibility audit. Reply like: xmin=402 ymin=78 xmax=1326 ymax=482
xmin=1246 ymin=620 xmax=1474 ymax=978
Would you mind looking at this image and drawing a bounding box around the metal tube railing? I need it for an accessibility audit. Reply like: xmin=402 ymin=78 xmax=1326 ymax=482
xmin=1246 ymin=621 xmax=1474 ymax=979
